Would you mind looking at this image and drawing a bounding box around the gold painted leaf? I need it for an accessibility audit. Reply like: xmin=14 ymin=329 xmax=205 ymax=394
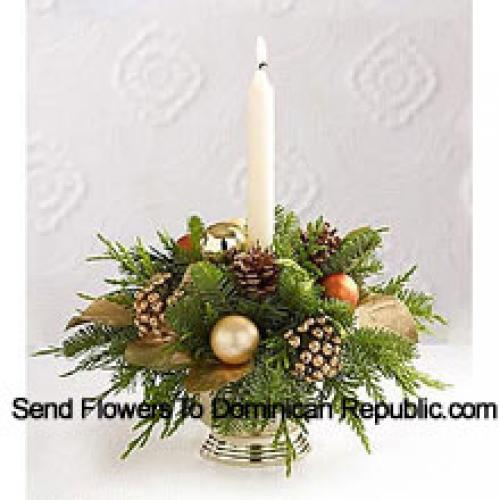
xmin=185 ymin=360 xmax=253 ymax=393
xmin=356 ymin=293 xmax=418 ymax=342
xmin=66 ymin=299 xmax=133 ymax=330
xmin=124 ymin=340 xmax=192 ymax=371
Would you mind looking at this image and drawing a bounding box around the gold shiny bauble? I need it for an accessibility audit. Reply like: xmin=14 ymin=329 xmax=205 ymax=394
xmin=203 ymin=220 xmax=247 ymax=255
xmin=210 ymin=315 xmax=259 ymax=365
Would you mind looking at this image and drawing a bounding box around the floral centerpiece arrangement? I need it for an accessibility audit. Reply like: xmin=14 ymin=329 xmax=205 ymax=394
xmin=35 ymin=38 xmax=446 ymax=474
xmin=37 ymin=207 xmax=446 ymax=474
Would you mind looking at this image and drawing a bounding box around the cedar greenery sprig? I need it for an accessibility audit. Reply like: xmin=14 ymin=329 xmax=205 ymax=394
xmin=322 ymin=226 xmax=386 ymax=286
xmin=319 ymin=327 xmax=447 ymax=454
xmin=296 ymin=216 xmax=333 ymax=277
xmin=370 ymin=266 xmax=447 ymax=334
xmin=187 ymin=215 xmax=205 ymax=261
xmin=327 ymin=378 xmax=371 ymax=453
xmin=274 ymin=205 xmax=301 ymax=260
xmin=121 ymin=371 xmax=190 ymax=459
xmin=273 ymin=206 xmax=386 ymax=287
xmin=41 ymin=324 xmax=137 ymax=377
xmin=339 ymin=327 xmax=447 ymax=398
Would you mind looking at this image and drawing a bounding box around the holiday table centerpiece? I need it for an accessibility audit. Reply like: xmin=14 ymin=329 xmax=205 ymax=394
xmin=36 ymin=38 xmax=446 ymax=474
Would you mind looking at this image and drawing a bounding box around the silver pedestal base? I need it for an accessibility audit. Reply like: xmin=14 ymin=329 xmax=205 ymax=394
xmin=200 ymin=431 xmax=311 ymax=467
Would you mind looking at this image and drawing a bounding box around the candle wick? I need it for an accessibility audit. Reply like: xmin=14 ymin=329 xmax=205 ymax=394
xmin=256 ymin=36 xmax=268 ymax=70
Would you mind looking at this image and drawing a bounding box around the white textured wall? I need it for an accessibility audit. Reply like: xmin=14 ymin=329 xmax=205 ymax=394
xmin=27 ymin=0 xmax=471 ymax=346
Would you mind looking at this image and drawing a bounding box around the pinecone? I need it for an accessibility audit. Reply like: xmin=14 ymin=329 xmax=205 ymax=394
xmin=133 ymin=273 xmax=175 ymax=343
xmin=165 ymin=265 xmax=193 ymax=307
xmin=284 ymin=316 xmax=342 ymax=382
xmin=231 ymin=246 xmax=279 ymax=297
xmin=301 ymin=222 xmax=341 ymax=267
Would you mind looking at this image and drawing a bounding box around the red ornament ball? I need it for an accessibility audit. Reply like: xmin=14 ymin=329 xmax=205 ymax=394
xmin=176 ymin=234 xmax=193 ymax=251
xmin=323 ymin=273 xmax=359 ymax=307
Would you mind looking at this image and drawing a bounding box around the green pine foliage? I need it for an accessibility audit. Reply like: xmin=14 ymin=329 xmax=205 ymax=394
xmin=296 ymin=216 xmax=334 ymax=277
xmin=187 ymin=215 xmax=205 ymax=261
xmin=87 ymin=231 xmax=190 ymax=293
xmin=340 ymin=327 xmax=446 ymax=397
xmin=322 ymin=226 xmax=386 ymax=285
xmin=121 ymin=371 xmax=191 ymax=459
xmin=34 ymin=324 xmax=137 ymax=378
xmin=370 ymin=266 xmax=447 ymax=334
xmin=35 ymin=207 xmax=447 ymax=474
xmin=327 ymin=378 xmax=371 ymax=453
xmin=274 ymin=205 xmax=301 ymax=260
xmin=273 ymin=206 xmax=386 ymax=287
xmin=165 ymin=262 xmax=236 ymax=359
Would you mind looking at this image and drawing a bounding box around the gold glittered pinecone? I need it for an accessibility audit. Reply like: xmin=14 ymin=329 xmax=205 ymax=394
xmin=301 ymin=221 xmax=341 ymax=267
xmin=165 ymin=264 xmax=193 ymax=307
xmin=284 ymin=316 xmax=342 ymax=382
xmin=133 ymin=272 xmax=175 ymax=343
xmin=231 ymin=246 xmax=279 ymax=297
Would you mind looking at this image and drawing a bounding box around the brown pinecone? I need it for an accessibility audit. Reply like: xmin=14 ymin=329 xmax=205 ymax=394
xmin=231 ymin=246 xmax=279 ymax=297
xmin=133 ymin=272 xmax=176 ymax=343
xmin=284 ymin=316 xmax=342 ymax=383
xmin=301 ymin=221 xmax=341 ymax=267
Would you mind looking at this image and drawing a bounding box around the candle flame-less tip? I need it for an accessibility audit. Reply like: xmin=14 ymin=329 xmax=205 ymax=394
xmin=256 ymin=36 xmax=268 ymax=67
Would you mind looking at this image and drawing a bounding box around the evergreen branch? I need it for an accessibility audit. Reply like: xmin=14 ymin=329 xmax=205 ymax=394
xmin=274 ymin=419 xmax=296 ymax=476
xmin=274 ymin=205 xmax=301 ymax=259
xmin=328 ymin=378 xmax=371 ymax=453
xmin=53 ymin=324 xmax=137 ymax=377
xmin=121 ymin=372 xmax=189 ymax=459
xmin=321 ymin=299 xmax=355 ymax=329
xmin=370 ymin=267 xmax=447 ymax=334
xmin=294 ymin=216 xmax=332 ymax=278
xmin=322 ymin=226 xmax=385 ymax=284
xmin=157 ymin=230 xmax=174 ymax=253
xmin=90 ymin=233 xmax=182 ymax=288
xmin=188 ymin=261 xmax=235 ymax=309
xmin=82 ymin=365 xmax=141 ymax=417
xmin=373 ymin=266 xmax=417 ymax=295
xmin=276 ymin=264 xmax=321 ymax=316
xmin=134 ymin=238 xmax=154 ymax=276
xmin=401 ymin=291 xmax=447 ymax=333
xmin=342 ymin=327 xmax=447 ymax=397
xmin=165 ymin=262 xmax=236 ymax=358
xmin=76 ymin=292 xmax=97 ymax=301
xmin=187 ymin=215 xmax=205 ymax=261
xmin=61 ymin=324 xmax=118 ymax=358
xmin=32 ymin=346 xmax=62 ymax=357
xmin=233 ymin=297 xmax=290 ymax=332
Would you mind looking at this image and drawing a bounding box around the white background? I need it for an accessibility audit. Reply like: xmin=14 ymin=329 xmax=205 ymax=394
xmin=4 ymin=1 xmax=495 ymax=499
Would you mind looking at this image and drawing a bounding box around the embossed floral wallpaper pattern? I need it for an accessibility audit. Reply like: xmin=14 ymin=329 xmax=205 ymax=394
xmin=27 ymin=0 xmax=471 ymax=347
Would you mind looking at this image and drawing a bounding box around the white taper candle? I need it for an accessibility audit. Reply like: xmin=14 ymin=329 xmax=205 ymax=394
xmin=247 ymin=36 xmax=275 ymax=248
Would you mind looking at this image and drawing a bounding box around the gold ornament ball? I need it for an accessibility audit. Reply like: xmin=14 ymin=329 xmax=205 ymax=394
xmin=210 ymin=315 xmax=259 ymax=365
xmin=203 ymin=220 xmax=246 ymax=255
